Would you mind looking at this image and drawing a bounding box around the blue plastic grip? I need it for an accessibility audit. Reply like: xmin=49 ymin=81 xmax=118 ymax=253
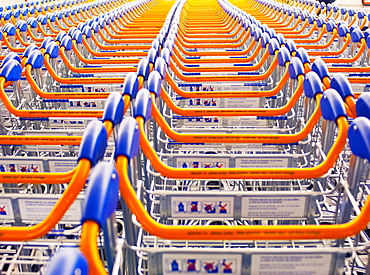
xmin=37 ymin=15 xmax=47 ymax=25
xmin=356 ymin=93 xmax=370 ymax=119
xmin=147 ymin=48 xmax=157 ymax=65
xmin=3 ymin=23 xmax=16 ymax=36
xmin=102 ymin=92 xmax=124 ymax=126
xmin=320 ymin=89 xmax=347 ymax=121
xmin=288 ymin=57 xmax=304 ymax=80
xmin=285 ymin=39 xmax=297 ymax=53
xmin=61 ymin=35 xmax=72 ymax=51
xmin=304 ymin=71 xmax=323 ymax=98
xmin=295 ymin=47 xmax=310 ymax=64
xmin=147 ymin=71 xmax=162 ymax=97
xmin=348 ymin=117 xmax=370 ymax=162
xmin=330 ymin=73 xmax=354 ymax=100
xmin=26 ymin=17 xmax=38 ymax=28
xmin=72 ymin=29 xmax=82 ymax=44
xmin=23 ymin=43 xmax=38 ymax=57
xmin=56 ymin=31 xmax=67 ymax=43
xmin=44 ymin=249 xmax=88 ymax=275
xmin=267 ymin=38 xmax=279 ymax=55
xmin=122 ymin=72 xmax=138 ymax=99
xmin=40 ymin=36 xmax=53 ymax=49
xmin=2 ymin=52 xmax=21 ymax=66
xmin=154 ymin=57 xmax=167 ymax=79
xmin=77 ymin=120 xmax=107 ymax=166
xmin=82 ymin=26 xmax=92 ymax=38
xmin=160 ymin=48 xmax=171 ymax=65
xmin=0 ymin=59 xmax=22 ymax=81
xmin=260 ymin=32 xmax=270 ymax=48
xmin=136 ymin=58 xmax=150 ymax=80
xmin=277 ymin=46 xmax=290 ymax=66
xmin=81 ymin=162 xmax=118 ymax=228
xmin=16 ymin=20 xmax=27 ymax=32
xmin=114 ymin=117 xmax=140 ymax=160
xmin=133 ymin=88 xmax=152 ymax=122
xmin=311 ymin=58 xmax=330 ymax=79
xmin=338 ymin=24 xmax=350 ymax=38
xmin=351 ymin=28 xmax=364 ymax=43
xmin=26 ymin=50 xmax=44 ymax=68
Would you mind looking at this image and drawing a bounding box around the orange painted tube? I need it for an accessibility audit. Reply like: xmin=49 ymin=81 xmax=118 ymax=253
xmin=0 ymin=160 xmax=90 ymax=241
xmin=80 ymin=221 xmax=108 ymax=275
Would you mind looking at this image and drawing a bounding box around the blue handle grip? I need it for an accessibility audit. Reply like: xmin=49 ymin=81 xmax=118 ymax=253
xmin=152 ymin=39 xmax=160 ymax=50
xmin=82 ymin=26 xmax=92 ymax=38
xmin=252 ymin=28 xmax=262 ymax=41
xmin=330 ymin=73 xmax=354 ymax=100
xmin=26 ymin=17 xmax=38 ymax=28
xmin=320 ymin=89 xmax=347 ymax=121
xmin=81 ymin=162 xmax=119 ymax=228
xmin=26 ymin=50 xmax=44 ymax=68
xmin=44 ymin=249 xmax=88 ymax=275
xmin=2 ymin=52 xmax=21 ymax=67
xmin=338 ymin=24 xmax=349 ymax=38
xmin=295 ymin=47 xmax=310 ymax=65
xmin=3 ymin=23 xmax=16 ymax=36
xmin=56 ymin=31 xmax=67 ymax=43
xmin=122 ymin=72 xmax=138 ymax=99
xmin=160 ymin=48 xmax=171 ymax=65
xmin=351 ymin=28 xmax=364 ymax=43
xmin=311 ymin=58 xmax=330 ymax=79
xmin=37 ymin=15 xmax=47 ymax=25
xmin=147 ymin=48 xmax=157 ymax=65
xmin=0 ymin=59 xmax=22 ymax=81
xmin=260 ymin=32 xmax=270 ymax=48
xmin=147 ymin=71 xmax=162 ymax=97
xmin=133 ymin=88 xmax=152 ymax=122
xmin=163 ymin=39 xmax=174 ymax=52
xmin=60 ymin=35 xmax=72 ymax=51
xmin=77 ymin=120 xmax=107 ymax=167
xmin=267 ymin=38 xmax=279 ymax=55
xmin=40 ymin=36 xmax=53 ymax=50
xmin=285 ymin=39 xmax=297 ymax=54
xmin=46 ymin=41 xmax=59 ymax=58
xmin=288 ymin=57 xmax=304 ymax=80
xmin=115 ymin=117 xmax=140 ymax=160
xmin=326 ymin=20 xmax=336 ymax=32
xmin=67 ymin=27 xmax=77 ymax=37
xmin=348 ymin=117 xmax=370 ymax=162
xmin=72 ymin=29 xmax=82 ymax=44
xmin=276 ymin=33 xmax=285 ymax=46
xmin=304 ymin=71 xmax=323 ymax=98
xmin=356 ymin=93 xmax=370 ymax=119
xmin=154 ymin=57 xmax=167 ymax=79
xmin=91 ymin=22 xmax=99 ymax=33
xmin=46 ymin=13 xmax=56 ymax=22
xmin=16 ymin=20 xmax=27 ymax=31
xmin=277 ymin=46 xmax=290 ymax=66
xmin=102 ymin=92 xmax=124 ymax=127
xmin=136 ymin=58 xmax=150 ymax=80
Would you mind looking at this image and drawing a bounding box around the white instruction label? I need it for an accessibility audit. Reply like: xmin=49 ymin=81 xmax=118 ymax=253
xmin=0 ymin=198 xmax=14 ymax=221
xmin=19 ymin=198 xmax=82 ymax=223
xmin=236 ymin=157 xmax=289 ymax=168
xmin=49 ymin=160 xmax=77 ymax=172
xmin=241 ymin=196 xmax=306 ymax=218
xmin=225 ymin=97 xmax=260 ymax=108
xmin=162 ymin=253 xmax=242 ymax=274
xmin=251 ymin=254 xmax=332 ymax=274
xmin=171 ymin=196 xmax=234 ymax=218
